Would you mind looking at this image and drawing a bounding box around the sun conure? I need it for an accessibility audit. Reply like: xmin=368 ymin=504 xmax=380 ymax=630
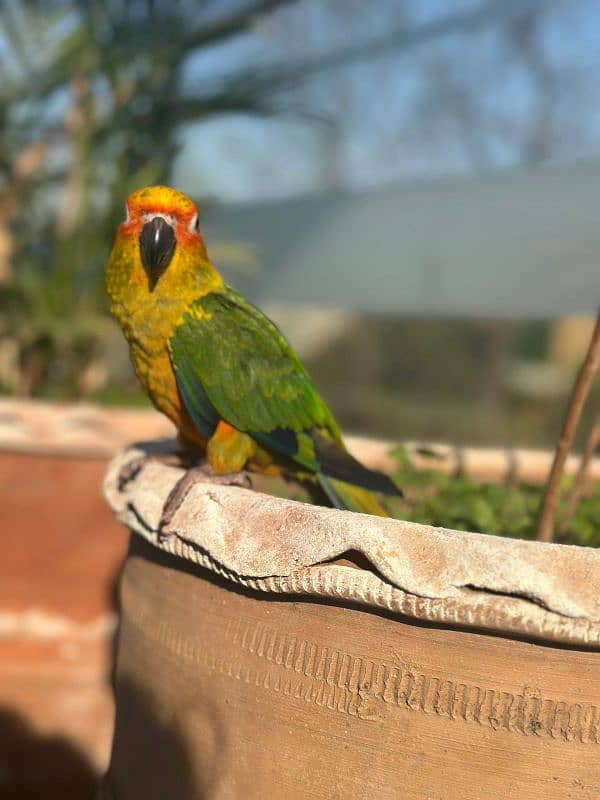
xmin=105 ymin=185 xmax=400 ymax=519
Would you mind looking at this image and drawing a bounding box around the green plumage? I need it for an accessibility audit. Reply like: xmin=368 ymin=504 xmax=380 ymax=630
xmin=169 ymin=284 xmax=400 ymax=513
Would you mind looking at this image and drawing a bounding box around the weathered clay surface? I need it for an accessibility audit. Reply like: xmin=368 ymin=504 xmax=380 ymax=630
xmin=3 ymin=397 xmax=600 ymax=485
xmin=106 ymin=537 xmax=600 ymax=800
xmin=0 ymin=450 xmax=128 ymax=796
xmin=104 ymin=446 xmax=600 ymax=648
xmin=0 ymin=397 xmax=172 ymax=457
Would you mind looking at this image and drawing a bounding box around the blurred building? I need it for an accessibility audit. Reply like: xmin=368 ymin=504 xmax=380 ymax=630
xmin=204 ymin=158 xmax=600 ymax=319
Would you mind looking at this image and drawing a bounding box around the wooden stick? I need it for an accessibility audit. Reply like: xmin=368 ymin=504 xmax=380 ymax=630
xmin=558 ymin=415 xmax=600 ymax=536
xmin=536 ymin=313 xmax=600 ymax=542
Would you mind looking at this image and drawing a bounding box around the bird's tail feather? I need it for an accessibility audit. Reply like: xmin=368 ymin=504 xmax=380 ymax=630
xmin=318 ymin=475 xmax=391 ymax=517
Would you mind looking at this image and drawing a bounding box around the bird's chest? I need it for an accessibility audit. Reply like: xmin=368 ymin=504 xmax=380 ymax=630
xmin=118 ymin=299 xmax=186 ymax=423
xmin=110 ymin=289 xmax=209 ymax=448
xmin=130 ymin=340 xmax=178 ymax=408
xmin=129 ymin=332 xmax=207 ymax=448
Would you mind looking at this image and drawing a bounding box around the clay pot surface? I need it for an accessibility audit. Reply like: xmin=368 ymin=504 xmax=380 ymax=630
xmin=103 ymin=447 xmax=600 ymax=799
xmin=4 ymin=399 xmax=599 ymax=798
xmin=0 ymin=436 xmax=128 ymax=794
xmin=3 ymin=396 xmax=600 ymax=483
xmin=107 ymin=537 xmax=599 ymax=800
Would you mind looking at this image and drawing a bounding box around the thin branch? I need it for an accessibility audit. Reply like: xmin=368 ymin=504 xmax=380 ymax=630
xmin=182 ymin=0 xmax=300 ymax=51
xmin=234 ymin=0 xmax=547 ymax=96
xmin=558 ymin=414 xmax=600 ymax=537
xmin=536 ymin=312 xmax=600 ymax=542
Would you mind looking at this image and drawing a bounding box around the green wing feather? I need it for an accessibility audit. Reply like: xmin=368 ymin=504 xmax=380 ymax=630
xmin=170 ymin=285 xmax=339 ymax=471
xmin=169 ymin=285 xmax=400 ymax=502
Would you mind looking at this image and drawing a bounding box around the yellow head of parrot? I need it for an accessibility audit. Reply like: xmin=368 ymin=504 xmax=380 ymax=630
xmin=120 ymin=186 xmax=206 ymax=289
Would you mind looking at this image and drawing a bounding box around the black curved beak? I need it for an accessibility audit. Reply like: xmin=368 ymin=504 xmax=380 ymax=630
xmin=139 ymin=217 xmax=176 ymax=290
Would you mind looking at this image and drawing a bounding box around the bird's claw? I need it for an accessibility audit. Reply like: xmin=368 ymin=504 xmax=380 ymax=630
xmin=205 ymin=470 xmax=252 ymax=489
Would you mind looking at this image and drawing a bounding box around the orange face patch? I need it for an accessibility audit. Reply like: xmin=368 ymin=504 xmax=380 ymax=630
xmin=119 ymin=185 xmax=204 ymax=249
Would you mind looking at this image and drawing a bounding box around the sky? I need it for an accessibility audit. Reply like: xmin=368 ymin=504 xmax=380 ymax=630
xmin=171 ymin=0 xmax=600 ymax=202
xmin=4 ymin=0 xmax=600 ymax=204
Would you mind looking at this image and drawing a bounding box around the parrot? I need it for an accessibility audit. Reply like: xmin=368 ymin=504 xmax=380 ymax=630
xmin=105 ymin=185 xmax=400 ymax=525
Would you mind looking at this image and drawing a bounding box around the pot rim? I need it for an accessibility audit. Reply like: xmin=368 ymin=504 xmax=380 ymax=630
xmin=104 ymin=445 xmax=600 ymax=650
xmin=2 ymin=398 xmax=599 ymax=487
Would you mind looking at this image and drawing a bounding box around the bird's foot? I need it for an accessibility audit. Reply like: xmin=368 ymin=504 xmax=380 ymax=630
xmin=117 ymin=451 xmax=189 ymax=493
xmin=158 ymin=466 xmax=251 ymax=540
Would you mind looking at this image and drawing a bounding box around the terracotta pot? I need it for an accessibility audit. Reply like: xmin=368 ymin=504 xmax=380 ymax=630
xmin=0 ymin=400 xmax=143 ymax=796
xmin=102 ymin=447 xmax=600 ymax=800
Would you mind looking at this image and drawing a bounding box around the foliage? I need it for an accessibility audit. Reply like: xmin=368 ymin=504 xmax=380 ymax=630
xmin=388 ymin=446 xmax=600 ymax=548
xmin=0 ymin=0 xmax=295 ymax=397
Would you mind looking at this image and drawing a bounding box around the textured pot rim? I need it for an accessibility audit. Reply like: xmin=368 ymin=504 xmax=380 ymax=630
xmin=105 ymin=446 xmax=600 ymax=650
xmin=2 ymin=398 xmax=599 ymax=487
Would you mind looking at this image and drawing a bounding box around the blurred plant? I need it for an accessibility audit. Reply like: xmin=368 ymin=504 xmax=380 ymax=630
xmin=0 ymin=0 xmax=585 ymax=403
xmin=0 ymin=0 xmax=297 ymax=397
xmin=389 ymin=445 xmax=600 ymax=548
